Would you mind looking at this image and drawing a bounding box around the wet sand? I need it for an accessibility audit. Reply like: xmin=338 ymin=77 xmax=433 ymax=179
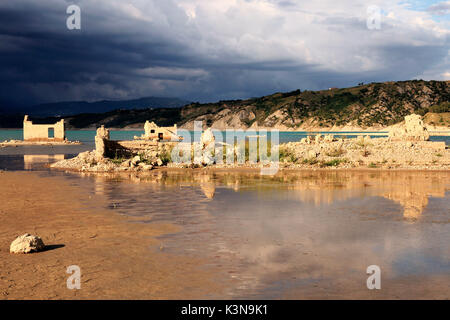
xmin=0 ymin=171 xmax=223 ymax=299
xmin=0 ymin=169 xmax=449 ymax=299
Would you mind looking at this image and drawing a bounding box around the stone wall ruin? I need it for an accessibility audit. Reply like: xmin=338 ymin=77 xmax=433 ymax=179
xmin=23 ymin=115 xmax=65 ymax=142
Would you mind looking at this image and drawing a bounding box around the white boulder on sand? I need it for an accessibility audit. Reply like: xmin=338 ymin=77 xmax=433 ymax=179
xmin=10 ymin=233 xmax=45 ymax=254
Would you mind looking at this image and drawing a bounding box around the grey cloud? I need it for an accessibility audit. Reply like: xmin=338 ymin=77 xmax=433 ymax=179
xmin=427 ymin=1 xmax=450 ymax=15
xmin=0 ymin=0 xmax=448 ymax=109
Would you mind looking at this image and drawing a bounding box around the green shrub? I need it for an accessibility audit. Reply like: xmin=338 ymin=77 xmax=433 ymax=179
xmin=279 ymin=148 xmax=298 ymax=163
xmin=110 ymin=157 xmax=124 ymax=165
xmin=429 ymin=102 xmax=450 ymax=113
xmin=302 ymin=158 xmax=319 ymax=165
xmin=320 ymin=159 xmax=347 ymax=167
xmin=159 ymin=145 xmax=174 ymax=165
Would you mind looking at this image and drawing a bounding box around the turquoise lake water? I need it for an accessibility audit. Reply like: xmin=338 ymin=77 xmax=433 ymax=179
xmin=1 ymin=129 xmax=449 ymax=145
xmin=0 ymin=128 xmax=448 ymax=298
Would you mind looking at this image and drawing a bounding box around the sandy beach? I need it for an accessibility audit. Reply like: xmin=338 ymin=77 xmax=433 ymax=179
xmin=0 ymin=168 xmax=449 ymax=299
xmin=0 ymin=171 xmax=223 ymax=299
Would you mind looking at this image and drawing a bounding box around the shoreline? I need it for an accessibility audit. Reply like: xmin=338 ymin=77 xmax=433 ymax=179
xmin=2 ymin=127 xmax=449 ymax=133
xmin=49 ymin=165 xmax=450 ymax=175
xmin=49 ymin=135 xmax=450 ymax=173
xmin=1 ymin=170 xmax=449 ymax=299
xmin=0 ymin=171 xmax=224 ymax=299
xmin=1 ymin=140 xmax=82 ymax=147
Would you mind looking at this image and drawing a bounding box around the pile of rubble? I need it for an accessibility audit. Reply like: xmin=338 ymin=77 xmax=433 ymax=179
xmin=388 ymin=114 xmax=430 ymax=141
xmin=51 ymin=126 xmax=169 ymax=172
xmin=279 ymin=115 xmax=448 ymax=169
xmin=51 ymin=115 xmax=449 ymax=172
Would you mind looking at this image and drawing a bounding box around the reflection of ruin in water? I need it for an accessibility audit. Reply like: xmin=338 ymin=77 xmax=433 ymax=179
xmin=64 ymin=169 xmax=450 ymax=298
xmin=23 ymin=154 xmax=65 ymax=170
xmin=83 ymin=170 xmax=449 ymax=221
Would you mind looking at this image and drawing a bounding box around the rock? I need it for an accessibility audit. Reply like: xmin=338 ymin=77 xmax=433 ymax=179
xmin=314 ymin=134 xmax=322 ymax=143
xmin=389 ymin=114 xmax=430 ymax=141
xmin=202 ymin=153 xmax=215 ymax=166
xmin=142 ymin=164 xmax=153 ymax=171
xmin=78 ymin=151 xmax=91 ymax=161
xmin=121 ymin=159 xmax=131 ymax=167
xmin=324 ymin=134 xmax=334 ymax=143
xmin=201 ymin=128 xmax=215 ymax=149
xmin=131 ymin=155 xmax=141 ymax=166
xmin=307 ymin=150 xmax=318 ymax=158
xmin=156 ymin=158 xmax=163 ymax=166
xmin=10 ymin=234 xmax=45 ymax=254
xmin=200 ymin=128 xmax=216 ymax=166
xmin=95 ymin=125 xmax=110 ymax=160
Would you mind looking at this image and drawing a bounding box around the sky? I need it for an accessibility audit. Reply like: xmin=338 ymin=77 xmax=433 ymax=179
xmin=0 ymin=0 xmax=448 ymax=108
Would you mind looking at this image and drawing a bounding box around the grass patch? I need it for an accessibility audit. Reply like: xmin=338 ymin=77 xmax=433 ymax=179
xmin=325 ymin=146 xmax=346 ymax=157
xmin=368 ymin=162 xmax=378 ymax=168
xmin=159 ymin=146 xmax=173 ymax=165
xmin=320 ymin=159 xmax=347 ymax=167
xmin=110 ymin=157 xmax=124 ymax=165
xmin=110 ymin=150 xmax=126 ymax=164
xmin=279 ymin=147 xmax=298 ymax=163
xmin=302 ymin=158 xmax=319 ymax=165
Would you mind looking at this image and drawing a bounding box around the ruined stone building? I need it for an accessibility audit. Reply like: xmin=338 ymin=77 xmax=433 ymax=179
xmin=136 ymin=121 xmax=180 ymax=141
xmin=23 ymin=115 xmax=65 ymax=141
xmin=388 ymin=114 xmax=430 ymax=141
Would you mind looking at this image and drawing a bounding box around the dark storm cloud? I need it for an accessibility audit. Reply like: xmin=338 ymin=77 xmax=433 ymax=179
xmin=0 ymin=0 xmax=448 ymax=110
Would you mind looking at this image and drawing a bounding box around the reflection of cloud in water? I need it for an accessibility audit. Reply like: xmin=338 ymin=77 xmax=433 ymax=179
xmin=254 ymin=171 xmax=448 ymax=220
xmin=75 ymin=170 xmax=449 ymax=298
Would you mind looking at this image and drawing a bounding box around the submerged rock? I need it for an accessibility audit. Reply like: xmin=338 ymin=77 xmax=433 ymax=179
xmin=10 ymin=233 xmax=45 ymax=254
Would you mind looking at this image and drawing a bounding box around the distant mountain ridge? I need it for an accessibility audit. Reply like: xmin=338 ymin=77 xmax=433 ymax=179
xmin=177 ymin=80 xmax=449 ymax=130
xmin=25 ymin=96 xmax=191 ymax=117
xmin=0 ymin=80 xmax=448 ymax=129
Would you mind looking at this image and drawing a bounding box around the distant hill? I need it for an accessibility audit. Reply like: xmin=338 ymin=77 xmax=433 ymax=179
xmin=0 ymin=80 xmax=448 ymax=130
xmin=66 ymin=80 xmax=449 ymax=130
xmin=177 ymin=80 xmax=449 ymax=130
xmin=24 ymin=96 xmax=191 ymax=117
